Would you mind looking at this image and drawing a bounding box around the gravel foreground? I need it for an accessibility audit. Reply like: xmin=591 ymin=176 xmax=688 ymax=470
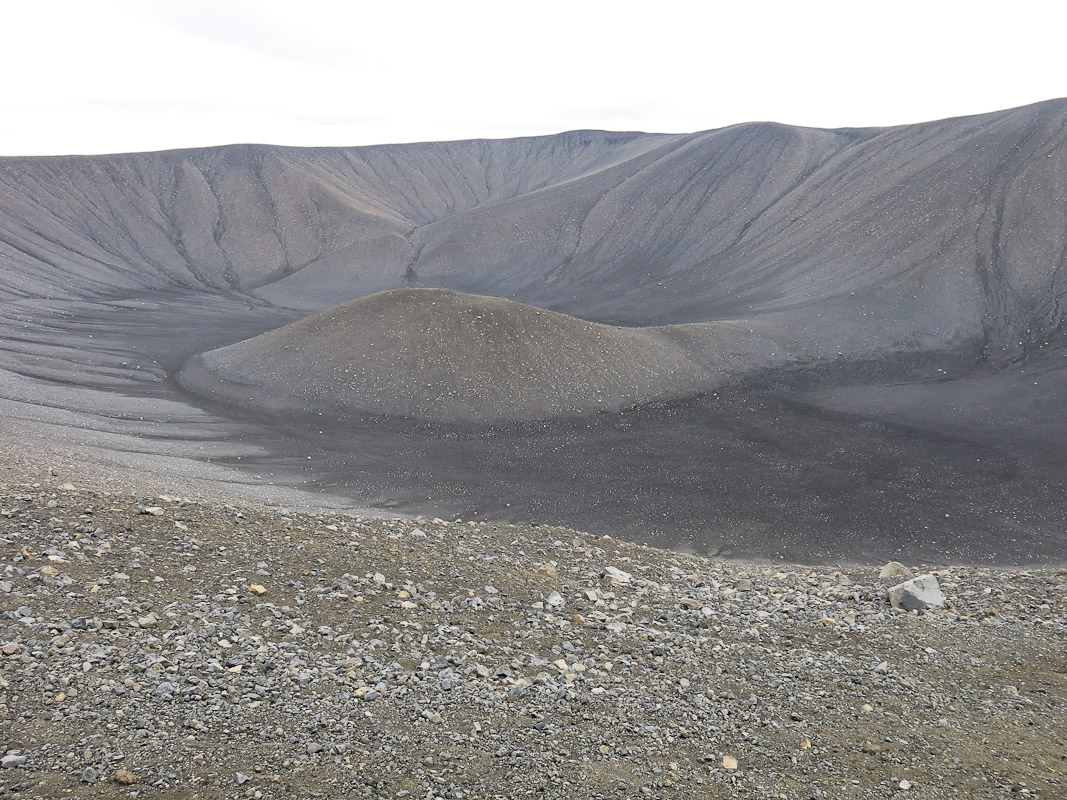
xmin=1 ymin=484 xmax=1065 ymax=799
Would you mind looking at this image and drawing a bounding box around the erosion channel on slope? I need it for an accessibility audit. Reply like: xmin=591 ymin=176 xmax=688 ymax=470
xmin=3 ymin=100 xmax=1067 ymax=563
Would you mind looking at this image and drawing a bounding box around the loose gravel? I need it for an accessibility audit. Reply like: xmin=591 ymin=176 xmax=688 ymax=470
xmin=1 ymin=484 xmax=1065 ymax=799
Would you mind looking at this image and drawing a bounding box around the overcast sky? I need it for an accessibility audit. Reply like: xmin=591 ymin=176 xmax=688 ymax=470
xmin=3 ymin=0 xmax=1065 ymax=156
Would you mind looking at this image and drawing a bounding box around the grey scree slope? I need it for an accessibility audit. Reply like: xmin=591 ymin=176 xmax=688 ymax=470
xmin=3 ymin=99 xmax=1067 ymax=561
xmin=179 ymin=288 xmax=736 ymax=424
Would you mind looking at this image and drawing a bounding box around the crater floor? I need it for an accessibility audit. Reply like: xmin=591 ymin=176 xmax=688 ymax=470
xmin=3 ymin=101 xmax=1067 ymax=564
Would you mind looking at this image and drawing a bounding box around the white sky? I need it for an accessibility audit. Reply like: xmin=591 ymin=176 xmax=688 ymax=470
xmin=3 ymin=0 xmax=1065 ymax=156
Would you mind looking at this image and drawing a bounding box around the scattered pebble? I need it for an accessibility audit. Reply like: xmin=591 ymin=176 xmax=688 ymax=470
xmin=0 ymin=485 xmax=1062 ymax=799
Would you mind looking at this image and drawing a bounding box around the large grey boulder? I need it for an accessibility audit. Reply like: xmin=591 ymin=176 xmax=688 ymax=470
xmin=887 ymin=575 xmax=945 ymax=611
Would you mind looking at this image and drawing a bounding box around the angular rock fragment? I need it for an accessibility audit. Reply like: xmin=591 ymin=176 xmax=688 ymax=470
xmin=879 ymin=561 xmax=913 ymax=581
xmin=887 ymin=574 xmax=945 ymax=610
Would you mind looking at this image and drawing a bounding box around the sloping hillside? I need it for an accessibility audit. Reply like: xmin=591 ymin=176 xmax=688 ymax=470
xmin=2 ymin=100 xmax=1067 ymax=561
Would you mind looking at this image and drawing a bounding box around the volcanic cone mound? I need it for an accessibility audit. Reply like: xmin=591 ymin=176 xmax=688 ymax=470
xmin=179 ymin=288 xmax=712 ymax=423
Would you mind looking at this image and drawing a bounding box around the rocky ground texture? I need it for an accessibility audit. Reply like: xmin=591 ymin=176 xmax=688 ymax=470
xmin=1 ymin=484 xmax=1065 ymax=799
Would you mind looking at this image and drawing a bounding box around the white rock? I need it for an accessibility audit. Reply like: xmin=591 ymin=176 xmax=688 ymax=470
xmin=888 ymin=574 xmax=945 ymax=611
xmin=604 ymin=566 xmax=632 ymax=584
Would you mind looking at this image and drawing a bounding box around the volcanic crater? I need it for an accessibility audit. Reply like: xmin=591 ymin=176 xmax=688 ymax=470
xmin=3 ymin=100 xmax=1067 ymax=562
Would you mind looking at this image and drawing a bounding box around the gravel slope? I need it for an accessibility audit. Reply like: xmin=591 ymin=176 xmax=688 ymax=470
xmin=2 ymin=484 xmax=1065 ymax=799
xmin=179 ymin=288 xmax=720 ymax=423
xmin=3 ymin=103 xmax=1067 ymax=561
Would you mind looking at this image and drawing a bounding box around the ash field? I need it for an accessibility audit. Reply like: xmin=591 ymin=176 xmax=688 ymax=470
xmin=4 ymin=100 xmax=1067 ymax=564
